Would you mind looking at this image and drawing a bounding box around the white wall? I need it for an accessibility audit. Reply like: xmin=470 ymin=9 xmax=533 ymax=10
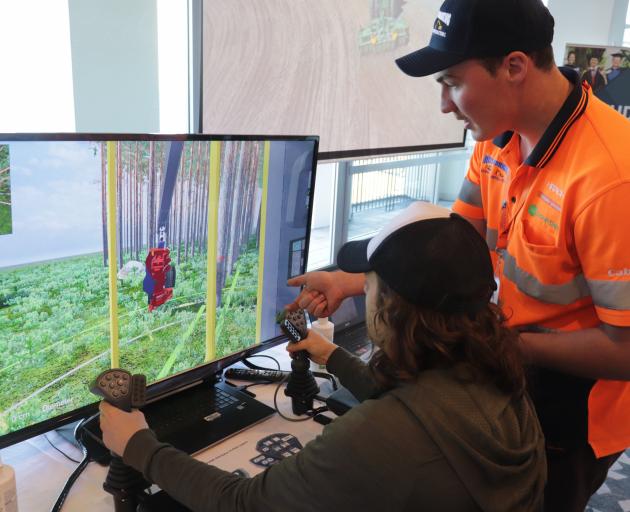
xmin=0 ymin=1 xmax=75 ymax=132
xmin=68 ymin=0 xmax=160 ymax=132
xmin=548 ymin=0 xmax=629 ymax=62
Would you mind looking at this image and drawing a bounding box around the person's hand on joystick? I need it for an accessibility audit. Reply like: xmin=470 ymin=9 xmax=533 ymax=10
xmin=99 ymin=402 xmax=149 ymax=457
xmin=90 ymin=368 xmax=150 ymax=458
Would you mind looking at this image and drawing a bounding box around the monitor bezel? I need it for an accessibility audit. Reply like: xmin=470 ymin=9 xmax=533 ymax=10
xmin=0 ymin=132 xmax=319 ymax=448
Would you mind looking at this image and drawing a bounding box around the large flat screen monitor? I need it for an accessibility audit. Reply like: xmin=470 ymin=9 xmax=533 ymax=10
xmin=0 ymin=133 xmax=318 ymax=447
xmin=201 ymin=0 xmax=466 ymax=160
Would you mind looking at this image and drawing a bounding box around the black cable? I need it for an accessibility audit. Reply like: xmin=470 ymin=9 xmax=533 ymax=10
xmin=312 ymin=371 xmax=339 ymax=391
xmin=272 ymin=375 xmax=312 ymax=422
xmin=244 ymin=354 xmax=339 ymax=420
xmin=50 ymin=442 xmax=90 ymax=512
xmin=49 ymin=414 xmax=102 ymax=512
xmin=44 ymin=433 xmax=81 ymax=464
xmin=242 ymin=382 xmax=276 ymax=391
xmin=242 ymin=354 xmax=281 ymax=371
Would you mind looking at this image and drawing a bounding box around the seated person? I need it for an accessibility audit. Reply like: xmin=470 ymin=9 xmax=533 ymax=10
xmin=99 ymin=202 xmax=546 ymax=511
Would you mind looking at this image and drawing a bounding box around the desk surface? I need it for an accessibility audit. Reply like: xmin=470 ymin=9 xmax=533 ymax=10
xmin=3 ymin=344 xmax=333 ymax=512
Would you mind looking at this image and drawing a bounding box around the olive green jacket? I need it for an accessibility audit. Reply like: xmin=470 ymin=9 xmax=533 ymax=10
xmin=124 ymin=348 xmax=546 ymax=511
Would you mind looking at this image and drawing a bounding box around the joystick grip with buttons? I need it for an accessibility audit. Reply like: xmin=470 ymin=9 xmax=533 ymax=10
xmin=280 ymin=309 xmax=308 ymax=343
xmin=90 ymin=368 xmax=147 ymax=412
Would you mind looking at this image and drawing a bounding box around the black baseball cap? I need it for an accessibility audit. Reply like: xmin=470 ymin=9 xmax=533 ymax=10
xmin=395 ymin=0 xmax=555 ymax=77
xmin=337 ymin=202 xmax=496 ymax=314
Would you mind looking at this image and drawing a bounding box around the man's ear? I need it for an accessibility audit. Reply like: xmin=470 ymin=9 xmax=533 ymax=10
xmin=504 ymin=51 xmax=529 ymax=84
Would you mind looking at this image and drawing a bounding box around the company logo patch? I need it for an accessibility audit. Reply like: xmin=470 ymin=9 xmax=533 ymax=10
xmin=482 ymin=155 xmax=509 ymax=173
xmin=538 ymin=192 xmax=561 ymax=212
xmin=437 ymin=11 xmax=452 ymax=25
xmin=432 ymin=11 xmax=450 ymax=37
xmin=433 ymin=20 xmax=446 ymax=37
xmin=546 ymin=182 xmax=565 ymax=198
xmin=481 ymin=155 xmax=509 ymax=182
xmin=527 ymin=204 xmax=559 ymax=232
xmin=608 ymin=268 xmax=630 ymax=277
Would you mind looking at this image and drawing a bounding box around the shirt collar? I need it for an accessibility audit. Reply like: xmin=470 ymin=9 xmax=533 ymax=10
xmin=491 ymin=67 xmax=588 ymax=168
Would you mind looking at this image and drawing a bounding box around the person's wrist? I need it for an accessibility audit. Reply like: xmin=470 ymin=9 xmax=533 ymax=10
xmin=321 ymin=344 xmax=339 ymax=365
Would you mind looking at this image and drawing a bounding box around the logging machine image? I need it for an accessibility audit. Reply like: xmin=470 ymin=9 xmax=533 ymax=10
xmin=143 ymin=142 xmax=184 ymax=311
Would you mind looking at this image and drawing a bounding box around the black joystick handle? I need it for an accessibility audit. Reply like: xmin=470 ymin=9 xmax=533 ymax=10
xmin=280 ymin=310 xmax=308 ymax=345
xmin=89 ymin=369 xmax=150 ymax=512
xmin=281 ymin=310 xmax=320 ymax=415
xmin=90 ymin=368 xmax=147 ymax=411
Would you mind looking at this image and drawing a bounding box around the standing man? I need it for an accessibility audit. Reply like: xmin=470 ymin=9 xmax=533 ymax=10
xmin=606 ymin=52 xmax=626 ymax=83
xmin=288 ymin=0 xmax=630 ymax=510
xmin=581 ymin=55 xmax=608 ymax=91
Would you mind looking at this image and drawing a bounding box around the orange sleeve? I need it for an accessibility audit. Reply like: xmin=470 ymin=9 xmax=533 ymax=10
xmin=574 ymin=182 xmax=630 ymax=326
xmin=452 ymin=143 xmax=485 ymax=220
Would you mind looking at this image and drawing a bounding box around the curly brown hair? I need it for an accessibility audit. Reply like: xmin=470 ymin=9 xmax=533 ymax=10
xmin=368 ymin=275 xmax=525 ymax=397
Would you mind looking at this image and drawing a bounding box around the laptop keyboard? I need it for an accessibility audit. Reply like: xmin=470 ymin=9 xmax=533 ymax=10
xmin=149 ymin=385 xmax=241 ymax=435
xmin=337 ymin=325 xmax=372 ymax=357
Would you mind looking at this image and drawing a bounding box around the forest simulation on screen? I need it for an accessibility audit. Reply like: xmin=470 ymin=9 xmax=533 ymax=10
xmin=0 ymin=135 xmax=316 ymax=441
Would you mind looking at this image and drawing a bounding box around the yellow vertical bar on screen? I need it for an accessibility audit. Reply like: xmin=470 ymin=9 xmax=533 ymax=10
xmin=106 ymin=142 xmax=120 ymax=368
xmin=205 ymin=141 xmax=221 ymax=361
xmin=255 ymin=142 xmax=271 ymax=344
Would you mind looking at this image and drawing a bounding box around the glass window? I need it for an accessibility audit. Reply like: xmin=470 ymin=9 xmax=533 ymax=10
xmin=157 ymin=0 xmax=189 ymax=132
xmin=306 ymin=149 xmax=472 ymax=271
xmin=307 ymin=162 xmax=337 ymax=270
xmin=347 ymin=154 xmax=439 ymax=242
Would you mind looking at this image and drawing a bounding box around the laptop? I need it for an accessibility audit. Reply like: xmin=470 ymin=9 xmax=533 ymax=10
xmin=145 ymin=381 xmax=275 ymax=455
xmin=82 ymin=380 xmax=275 ymax=459
xmin=328 ymin=294 xmax=373 ymax=358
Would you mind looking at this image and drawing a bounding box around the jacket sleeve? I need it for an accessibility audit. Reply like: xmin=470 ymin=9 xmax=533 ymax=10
xmin=326 ymin=346 xmax=380 ymax=401
xmin=123 ymin=394 xmax=420 ymax=512
xmin=452 ymin=142 xmax=485 ymax=220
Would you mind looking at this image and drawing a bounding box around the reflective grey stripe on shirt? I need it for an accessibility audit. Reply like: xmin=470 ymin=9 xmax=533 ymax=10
xmin=587 ymin=279 xmax=630 ymax=311
xmin=486 ymin=228 xmax=498 ymax=251
xmin=500 ymin=250 xmax=590 ymax=305
xmin=457 ymin=178 xmax=483 ymax=208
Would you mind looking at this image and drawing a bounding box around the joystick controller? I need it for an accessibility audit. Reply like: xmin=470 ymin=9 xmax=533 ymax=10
xmin=281 ymin=310 xmax=320 ymax=415
xmin=90 ymin=369 xmax=150 ymax=512
xmin=90 ymin=369 xmax=146 ymax=412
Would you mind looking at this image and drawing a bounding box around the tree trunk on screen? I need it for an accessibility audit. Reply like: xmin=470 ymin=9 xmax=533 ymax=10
xmin=101 ymin=142 xmax=108 ymax=267
xmin=176 ymin=147 xmax=185 ymax=264
xmin=117 ymin=142 xmax=123 ymax=268
xmin=147 ymin=141 xmax=155 ymax=251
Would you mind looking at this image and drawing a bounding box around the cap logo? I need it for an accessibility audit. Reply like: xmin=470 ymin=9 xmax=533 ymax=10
xmin=437 ymin=11 xmax=452 ymax=25
xmin=432 ymin=11 xmax=451 ymax=38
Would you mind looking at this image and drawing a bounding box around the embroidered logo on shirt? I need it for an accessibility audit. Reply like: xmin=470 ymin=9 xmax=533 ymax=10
xmin=608 ymin=268 xmax=630 ymax=277
xmin=527 ymin=204 xmax=559 ymax=232
xmin=481 ymin=155 xmax=509 ymax=182
xmin=538 ymin=192 xmax=562 ymax=212
xmin=546 ymin=182 xmax=565 ymax=198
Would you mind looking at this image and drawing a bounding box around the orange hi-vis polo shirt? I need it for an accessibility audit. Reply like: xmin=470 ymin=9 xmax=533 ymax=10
xmin=453 ymin=69 xmax=630 ymax=458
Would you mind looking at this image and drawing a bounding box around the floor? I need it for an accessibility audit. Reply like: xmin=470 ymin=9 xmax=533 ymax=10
xmin=587 ymin=450 xmax=630 ymax=511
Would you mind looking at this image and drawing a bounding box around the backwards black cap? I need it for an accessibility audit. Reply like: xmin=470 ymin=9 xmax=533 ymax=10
xmin=396 ymin=0 xmax=555 ymax=77
xmin=337 ymin=202 xmax=496 ymax=314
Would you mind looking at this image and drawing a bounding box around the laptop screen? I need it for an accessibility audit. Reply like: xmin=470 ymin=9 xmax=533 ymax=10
xmin=329 ymin=295 xmax=366 ymax=333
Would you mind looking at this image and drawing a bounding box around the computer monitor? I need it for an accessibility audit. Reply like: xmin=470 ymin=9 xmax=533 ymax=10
xmin=0 ymin=133 xmax=318 ymax=448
